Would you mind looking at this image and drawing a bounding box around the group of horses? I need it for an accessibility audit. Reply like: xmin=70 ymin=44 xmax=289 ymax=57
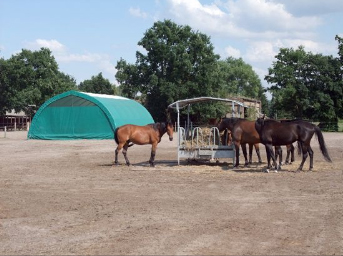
xmin=218 ymin=117 xmax=331 ymax=172
xmin=113 ymin=116 xmax=331 ymax=172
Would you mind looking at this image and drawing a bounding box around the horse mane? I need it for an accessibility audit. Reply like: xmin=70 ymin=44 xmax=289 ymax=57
xmin=223 ymin=117 xmax=245 ymax=124
xmin=150 ymin=122 xmax=169 ymax=135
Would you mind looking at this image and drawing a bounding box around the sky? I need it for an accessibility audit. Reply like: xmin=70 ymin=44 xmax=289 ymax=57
xmin=1 ymin=0 xmax=343 ymax=92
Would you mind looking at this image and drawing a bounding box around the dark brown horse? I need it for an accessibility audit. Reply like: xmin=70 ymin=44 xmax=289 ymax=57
xmin=218 ymin=118 xmax=263 ymax=167
xmin=218 ymin=118 xmax=295 ymax=168
xmin=255 ymin=118 xmax=331 ymax=172
xmin=114 ymin=122 xmax=174 ymax=167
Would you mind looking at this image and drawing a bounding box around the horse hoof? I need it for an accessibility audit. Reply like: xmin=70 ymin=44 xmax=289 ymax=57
xmin=126 ymin=163 xmax=130 ymax=166
xmin=264 ymin=169 xmax=270 ymax=173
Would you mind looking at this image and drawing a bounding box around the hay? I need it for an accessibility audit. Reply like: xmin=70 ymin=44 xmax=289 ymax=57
xmin=180 ymin=127 xmax=222 ymax=149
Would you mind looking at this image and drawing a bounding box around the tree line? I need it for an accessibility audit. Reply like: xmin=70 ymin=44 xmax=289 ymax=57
xmin=1 ymin=20 xmax=342 ymax=129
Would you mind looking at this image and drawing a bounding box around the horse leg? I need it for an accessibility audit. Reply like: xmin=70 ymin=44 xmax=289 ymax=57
xmin=122 ymin=142 xmax=130 ymax=166
xmin=274 ymin=146 xmax=279 ymax=166
xmin=241 ymin=144 xmax=249 ymax=166
xmin=266 ymin=144 xmax=278 ymax=172
xmin=308 ymin=145 xmax=314 ymax=171
xmin=276 ymin=146 xmax=283 ymax=166
xmin=149 ymin=142 xmax=158 ymax=167
xmin=115 ymin=143 xmax=124 ymax=165
xmin=285 ymin=145 xmax=290 ymax=164
xmin=297 ymin=143 xmax=309 ymax=172
xmin=274 ymin=146 xmax=281 ymax=167
xmin=265 ymin=144 xmax=271 ymax=172
xmin=290 ymin=144 xmax=295 ymax=163
xmin=255 ymin=144 xmax=263 ymax=164
xmin=248 ymin=144 xmax=253 ymax=164
xmin=285 ymin=144 xmax=295 ymax=164
xmin=234 ymin=141 xmax=240 ymax=168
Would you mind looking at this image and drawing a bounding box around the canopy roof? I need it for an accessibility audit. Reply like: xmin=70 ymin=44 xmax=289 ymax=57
xmin=168 ymin=96 xmax=245 ymax=110
xmin=28 ymin=90 xmax=154 ymax=140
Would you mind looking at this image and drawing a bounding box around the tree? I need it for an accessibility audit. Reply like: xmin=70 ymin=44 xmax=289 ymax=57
xmin=216 ymin=57 xmax=268 ymax=115
xmin=79 ymin=72 xmax=115 ymax=95
xmin=116 ymin=20 xmax=223 ymax=121
xmin=0 ymin=48 xmax=77 ymax=115
xmin=265 ymin=43 xmax=343 ymax=126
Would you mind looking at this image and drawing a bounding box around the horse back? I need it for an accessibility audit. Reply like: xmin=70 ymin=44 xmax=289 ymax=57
xmin=116 ymin=124 xmax=158 ymax=145
xmin=263 ymin=120 xmax=313 ymax=145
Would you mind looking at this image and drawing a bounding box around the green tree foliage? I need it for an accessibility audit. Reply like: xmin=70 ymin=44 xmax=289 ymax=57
xmin=0 ymin=48 xmax=77 ymax=115
xmin=265 ymin=42 xmax=343 ymax=125
xmin=116 ymin=20 xmax=223 ymax=121
xmin=217 ymin=57 xmax=268 ymax=115
xmin=78 ymin=72 xmax=115 ymax=95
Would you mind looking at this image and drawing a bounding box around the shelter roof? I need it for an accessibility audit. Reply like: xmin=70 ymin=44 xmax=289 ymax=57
xmin=168 ymin=97 xmax=245 ymax=110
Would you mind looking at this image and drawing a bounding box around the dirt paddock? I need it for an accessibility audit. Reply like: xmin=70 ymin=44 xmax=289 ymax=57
xmin=0 ymin=131 xmax=342 ymax=255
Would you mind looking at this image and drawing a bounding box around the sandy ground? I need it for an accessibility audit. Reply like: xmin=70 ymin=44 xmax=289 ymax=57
xmin=0 ymin=130 xmax=342 ymax=255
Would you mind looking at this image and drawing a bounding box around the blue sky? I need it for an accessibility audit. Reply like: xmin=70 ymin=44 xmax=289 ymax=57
xmin=1 ymin=0 xmax=343 ymax=91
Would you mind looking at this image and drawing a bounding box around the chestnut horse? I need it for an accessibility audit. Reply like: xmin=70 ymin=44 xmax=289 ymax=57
xmin=255 ymin=118 xmax=331 ymax=172
xmin=114 ymin=122 xmax=174 ymax=167
xmin=218 ymin=118 xmax=262 ymax=167
xmin=221 ymin=126 xmax=262 ymax=165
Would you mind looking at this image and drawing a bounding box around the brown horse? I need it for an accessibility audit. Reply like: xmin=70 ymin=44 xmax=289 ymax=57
xmin=114 ymin=122 xmax=174 ymax=167
xmin=218 ymin=118 xmax=262 ymax=167
xmin=255 ymin=118 xmax=331 ymax=172
xmin=221 ymin=127 xmax=262 ymax=165
xmin=218 ymin=118 xmax=295 ymax=168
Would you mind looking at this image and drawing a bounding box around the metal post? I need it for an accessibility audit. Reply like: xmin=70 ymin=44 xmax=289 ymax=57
xmin=176 ymin=103 xmax=180 ymax=165
xmin=187 ymin=104 xmax=190 ymax=138
xmin=232 ymin=102 xmax=235 ymax=117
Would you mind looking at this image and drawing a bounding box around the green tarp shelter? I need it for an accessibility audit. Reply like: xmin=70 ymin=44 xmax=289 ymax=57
xmin=28 ymin=90 xmax=154 ymax=140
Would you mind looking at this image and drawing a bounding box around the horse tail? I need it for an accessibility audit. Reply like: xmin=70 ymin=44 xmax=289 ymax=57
xmin=114 ymin=128 xmax=119 ymax=145
xmin=314 ymin=126 xmax=332 ymax=162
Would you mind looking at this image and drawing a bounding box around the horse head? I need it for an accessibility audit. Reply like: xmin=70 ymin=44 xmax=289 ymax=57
xmin=217 ymin=117 xmax=238 ymax=132
xmin=166 ymin=121 xmax=174 ymax=141
xmin=255 ymin=116 xmax=265 ymax=134
xmin=217 ymin=117 xmax=227 ymax=132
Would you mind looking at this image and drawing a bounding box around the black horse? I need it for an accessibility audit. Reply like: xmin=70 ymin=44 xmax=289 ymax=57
xmin=255 ymin=118 xmax=331 ymax=172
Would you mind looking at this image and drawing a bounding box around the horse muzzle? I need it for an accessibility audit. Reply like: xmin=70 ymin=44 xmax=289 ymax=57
xmin=169 ymin=137 xmax=173 ymax=141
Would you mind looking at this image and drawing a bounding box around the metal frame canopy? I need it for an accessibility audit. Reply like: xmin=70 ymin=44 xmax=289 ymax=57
xmin=168 ymin=96 xmax=246 ymax=132
xmin=168 ymin=97 xmax=245 ymax=165
xmin=168 ymin=96 xmax=244 ymax=110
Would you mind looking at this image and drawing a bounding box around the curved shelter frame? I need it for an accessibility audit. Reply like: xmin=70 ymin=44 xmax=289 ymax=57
xmin=28 ymin=91 xmax=154 ymax=140
xmin=168 ymin=97 xmax=245 ymax=165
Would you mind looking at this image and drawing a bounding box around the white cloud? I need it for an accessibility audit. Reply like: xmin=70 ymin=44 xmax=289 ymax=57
xmin=275 ymin=0 xmax=343 ymax=16
xmin=56 ymin=53 xmax=104 ymax=63
xmin=166 ymin=0 xmax=321 ymax=39
xmin=129 ymin=7 xmax=148 ymax=18
xmin=224 ymin=46 xmax=241 ymax=58
xmin=23 ymin=39 xmax=116 ymax=83
xmin=244 ymin=41 xmax=276 ymax=63
xmin=24 ymin=39 xmax=66 ymax=52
